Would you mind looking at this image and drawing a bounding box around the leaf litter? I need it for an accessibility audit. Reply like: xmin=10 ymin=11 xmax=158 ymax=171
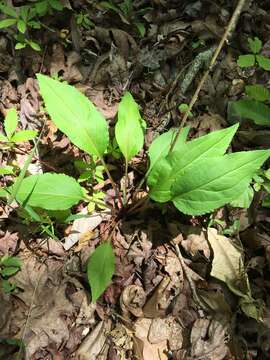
xmin=1 ymin=0 xmax=270 ymax=359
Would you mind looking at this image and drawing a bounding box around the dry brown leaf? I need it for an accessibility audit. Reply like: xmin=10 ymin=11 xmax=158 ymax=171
xmin=134 ymin=318 xmax=168 ymax=360
xmin=190 ymin=318 xmax=228 ymax=360
xmin=0 ymin=231 xmax=19 ymax=254
xmin=181 ymin=230 xmax=210 ymax=259
xmin=11 ymin=257 xmax=75 ymax=358
xmin=76 ymin=320 xmax=111 ymax=360
xmin=64 ymin=208 xmax=110 ymax=250
xmin=49 ymin=44 xmax=82 ymax=83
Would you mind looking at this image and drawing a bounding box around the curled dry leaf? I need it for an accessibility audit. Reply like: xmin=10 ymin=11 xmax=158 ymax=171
xmin=120 ymin=285 xmax=146 ymax=318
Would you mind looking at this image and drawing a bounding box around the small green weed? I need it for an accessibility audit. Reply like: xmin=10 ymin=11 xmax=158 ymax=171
xmin=237 ymin=37 xmax=270 ymax=71
xmin=99 ymin=0 xmax=150 ymax=37
xmin=0 ymin=0 xmax=64 ymax=50
xmin=0 ymin=255 xmax=21 ymax=293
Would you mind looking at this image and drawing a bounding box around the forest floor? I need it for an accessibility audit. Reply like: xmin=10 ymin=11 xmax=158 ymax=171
xmin=1 ymin=0 xmax=270 ymax=359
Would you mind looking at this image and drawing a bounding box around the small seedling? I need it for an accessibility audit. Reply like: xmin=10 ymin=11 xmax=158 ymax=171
xmin=0 ymin=0 xmax=64 ymax=50
xmin=229 ymin=84 xmax=270 ymax=126
xmin=178 ymin=103 xmax=193 ymax=118
xmin=0 ymin=108 xmax=37 ymax=147
xmin=99 ymin=0 xmax=149 ymax=37
xmin=237 ymin=37 xmax=270 ymax=71
xmin=0 ymin=255 xmax=21 ymax=293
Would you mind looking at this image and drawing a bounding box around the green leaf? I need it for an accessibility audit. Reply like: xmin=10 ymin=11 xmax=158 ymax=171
xmin=262 ymin=194 xmax=270 ymax=207
xmin=2 ymin=279 xmax=16 ymax=293
xmin=11 ymin=130 xmax=38 ymax=143
xmin=0 ymin=18 xmax=17 ymax=29
xmin=231 ymin=99 xmax=270 ymax=125
xmin=230 ymin=185 xmax=254 ymax=208
xmin=256 ymin=54 xmax=270 ymax=71
xmin=237 ymin=54 xmax=255 ymax=68
xmin=17 ymin=19 xmax=26 ymax=33
xmin=245 ymin=84 xmax=270 ymax=102
xmin=37 ymin=74 xmax=109 ymax=158
xmin=135 ymin=22 xmax=145 ymax=37
xmin=0 ymin=166 xmax=14 ymax=175
xmin=148 ymin=127 xmax=190 ymax=179
xmin=28 ymin=40 xmax=41 ymax=51
xmin=15 ymin=42 xmax=26 ymax=50
xmin=147 ymin=127 xmax=190 ymax=196
xmin=87 ymin=242 xmax=115 ymax=302
xmin=0 ymin=132 xmax=8 ymax=142
xmin=171 ymin=150 xmax=270 ymax=215
xmin=13 ymin=173 xmax=84 ymax=210
xmin=4 ymin=108 xmax=18 ymax=139
xmin=0 ymin=256 xmax=21 ymax=268
xmin=115 ymin=92 xmax=144 ymax=162
xmin=0 ymin=266 xmax=20 ymax=277
xmin=48 ymin=0 xmax=63 ymax=10
xmin=148 ymin=124 xmax=239 ymax=202
xmin=248 ymin=37 xmax=262 ymax=54
xmin=0 ymin=4 xmax=17 ymax=17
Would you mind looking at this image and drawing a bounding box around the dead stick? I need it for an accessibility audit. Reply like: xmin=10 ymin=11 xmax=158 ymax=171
xmin=169 ymin=0 xmax=248 ymax=153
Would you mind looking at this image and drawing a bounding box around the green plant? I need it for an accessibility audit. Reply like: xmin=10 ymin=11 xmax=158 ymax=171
xmin=0 ymin=108 xmax=37 ymax=147
xmin=0 ymin=255 xmax=21 ymax=293
xmin=75 ymin=10 xmax=94 ymax=29
xmin=230 ymin=84 xmax=270 ymax=125
xmin=237 ymin=37 xmax=270 ymax=70
xmin=0 ymin=0 xmax=64 ymax=50
xmin=0 ymin=75 xmax=269 ymax=302
xmin=178 ymin=103 xmax=193 ymax=118
xmin=99 ymin=0 xmax=150 ymax=37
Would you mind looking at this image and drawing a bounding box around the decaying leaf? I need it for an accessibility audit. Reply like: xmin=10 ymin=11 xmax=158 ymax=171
xmin=207 ymin=228 xmax=263 ymax=320
xmin=134 ymin=318 xmax=168 ymax=360
xmin=76 ymin=320 xmax=111 ymax=360
xmin=190 ymin=318 xmax=228 ymax=359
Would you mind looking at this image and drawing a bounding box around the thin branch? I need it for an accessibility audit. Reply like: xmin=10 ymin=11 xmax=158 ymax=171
xmin=169 ymin=0 xmax=248 ymax=153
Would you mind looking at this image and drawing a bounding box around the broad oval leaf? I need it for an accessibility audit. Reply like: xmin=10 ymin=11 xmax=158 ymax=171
xmin=248 ymin=37 xmax=262 ymax=54
xmin=171 ymin=150 xmax=270 ymax=215
xmin=231 ymin=99 xmax=270 ymax=125
xmin=245 ymin=84 xmax=270 ymax=102
xmin=256 ymin=54 xmax=270 ymax=71
xmin=37 ymin=74 xmax=109 ymax=157
xmin=237 ymin=54 xmax=255 ymax=68
xmin=115 ymin=92 xmax=144 ymax=162
xmin=14 ymin=173 xmax=84 ymax=210
xmin=148 ymin=124 xmax=239 ymax=202
xmin=87 ymin=241 xmax=115 ymax=302
xmin=4 ymin=108 xmax=18 ymax=139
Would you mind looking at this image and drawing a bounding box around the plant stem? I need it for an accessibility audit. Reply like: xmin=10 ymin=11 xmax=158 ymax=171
xmin=100 ymin=157 xmax=124 ymax=208
xmin=123 ymin=160 xmax=128 ymax=205
xmin=84 ymin=194 xmax=113 ymax=210
xmin=168 ymin=0 xmax=248 ymax=154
